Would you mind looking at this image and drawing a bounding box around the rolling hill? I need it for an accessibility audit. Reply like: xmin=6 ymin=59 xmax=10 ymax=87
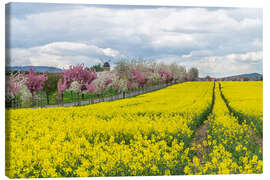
xmin=6 ymin=66 xmax=64 ymax=73
xmin=218 ymin=73 xmax=262 ymax=80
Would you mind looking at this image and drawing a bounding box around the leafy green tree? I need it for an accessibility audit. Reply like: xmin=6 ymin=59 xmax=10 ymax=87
xmin=43 ymin=73 xmax=62 ymax=105
xmin=243 ymin=77 xmax=249 ymax=81
xmin=90 ymin=64 xmax=104 ymax=72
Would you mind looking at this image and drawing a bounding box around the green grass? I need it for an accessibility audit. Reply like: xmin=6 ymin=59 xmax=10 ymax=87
xmin=8 ymin=83 xmax=174 ymax=108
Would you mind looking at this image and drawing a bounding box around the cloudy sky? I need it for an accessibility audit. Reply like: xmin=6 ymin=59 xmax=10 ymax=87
xmin=6 ymin=3 xmax=262 ymax=77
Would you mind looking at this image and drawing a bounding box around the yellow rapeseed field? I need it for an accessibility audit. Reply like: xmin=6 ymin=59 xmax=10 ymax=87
xmin=221 ymin=81 xmax=263 ymax=137
xmin=5 ymin=81 xmax=263 ymax=178
xmin=6 ymin=82 xmax=213 ymax=178
xmin=184 ymin=82 xmax=262 ymax=175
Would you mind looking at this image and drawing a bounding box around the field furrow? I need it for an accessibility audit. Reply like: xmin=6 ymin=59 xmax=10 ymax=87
xmin=220 ymin=81 xmax=263 ymax=137
xmin=184 ymin=82 xmax=262 ymax=175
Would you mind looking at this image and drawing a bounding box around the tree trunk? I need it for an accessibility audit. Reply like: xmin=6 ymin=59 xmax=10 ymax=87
xmin=14 ymin=97 xmax=17 ymax=109
xmin=77 ymin=93 xmax=80 ymax=105
xmin=61 ymin=93 xmax=64 ymax=106
xmin=97 ymin=94 xmax=100 ymax=102
xmin=17 ymin=96 xmax=20 ymax=109
xmin=11 ymin=98 xmax=14 ymax=109
xmin=71 ymin=91 xmax=73 ymax=104
xmin=40 ymin=92 xmax=43 ymax=107
xmin=46 ymin=92 xmax=50 ymax=105
xmin=32 ymin=93 xmax=35 ymax=107
xmin=90 ymin=98 xmax=94 ymax=104
xmin=82 ymin=93 xmax=84 ymax=101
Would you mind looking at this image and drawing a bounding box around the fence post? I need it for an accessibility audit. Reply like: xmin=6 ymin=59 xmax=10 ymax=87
xmin=40 ymin=94 xmax=42 ymax=107
xmin=17 ymin=97 xmax=20 ymax=109
xmin=18 ymin=96 xmax=21 ymax=108
xmin=61 ymin=93 xmax=63 ymax=106
xmin=71 ymin=91 xmax=73 ymax=105
xmin=42 ymin=91 xmax=45 ymax=108
xmin=11 ymin=98 xmax=14 ymax=109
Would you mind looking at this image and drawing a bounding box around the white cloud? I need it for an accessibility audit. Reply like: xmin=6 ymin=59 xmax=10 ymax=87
xmin=181 ymin=50 xmax=213 ymax=58
xmin=102 ymin=48 xmax=119 ymax=57
xmin=8 ymin=42 xmax=120 ymax=67
xmin=156 ymin=51 xmax=262 ymax=78
xmin=155 ymin=55 xmax=181 ymax=65
xmin=7 ymin=4 xmax=262 ymax=76
xmin=227 ymin=51 xmax=262 ymax=62
xmin=252 ymin=39 xmax=263 ymax=49
xmin=9 ymin=6 xmax=262 ymax=53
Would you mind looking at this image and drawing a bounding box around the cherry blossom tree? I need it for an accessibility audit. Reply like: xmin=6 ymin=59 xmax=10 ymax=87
xmin=91 ymin=71 xmax=116 ymax=101
xmin=61 ymin=64 xmax=97 ymax=103
xmin=5 ymin=72 xmax=27 ymax=108
xmin=57 ymin=79 xmax=67 ymax=105
xmin=131 ymin=70 xmax=147 ymax=87
xmin=158 ymin=70 xmax=174 ymax=83
xmin=85 ymin=82 xmax=96 ymax=104
xmin=111 ymin=78 xmax=128 ymax=93
xmin=7 ymin=78 xmax=20 ymax=97
xmin=127 ymin=81 xmax=138 ymax=90
xmin=24 ymin=68 xmax=48 ymax=106
xmin=114 ymin=59 xmax=183 ymax=88
xmin=85 ymin=83 xmax=96 ymax=93
xmin=26 ymin=68 xmax=48 ymax=96
xmin=62 ymin=64 xmax=97 ymax=91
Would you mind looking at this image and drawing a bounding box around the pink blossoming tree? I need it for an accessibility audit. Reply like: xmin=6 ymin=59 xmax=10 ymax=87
xmin=61 ymin=64 xmax=97 ymax=104
xmin=57 ymin=79 xmax=68 ymax=105
xmin=25 ymin=68 xmax=48 ymax=105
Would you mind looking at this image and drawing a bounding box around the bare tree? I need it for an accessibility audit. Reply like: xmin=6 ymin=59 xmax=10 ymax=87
xmin=188 ymin=67 xmax=199 ymax=81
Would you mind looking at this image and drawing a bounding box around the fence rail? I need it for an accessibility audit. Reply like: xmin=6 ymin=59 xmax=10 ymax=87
xmin=46 ymin=81 xmax=180 ymax=108
xmin=9 ymin=81 xmax=181 ymax=109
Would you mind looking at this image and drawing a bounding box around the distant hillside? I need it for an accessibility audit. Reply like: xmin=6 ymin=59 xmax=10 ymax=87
xmin=218 ymin=73 xmax=262 ymax=79
xmin=6 ymin=66 xmax=64 ymax=73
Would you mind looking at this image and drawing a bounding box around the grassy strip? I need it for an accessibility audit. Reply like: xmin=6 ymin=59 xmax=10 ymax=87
xmin=189 ymin=81 xmax=215 ymax=149
xmin=9 ymin=83 xmax=180 ymax=108
xmin=192 ymin=81 xmax=215 ymax=130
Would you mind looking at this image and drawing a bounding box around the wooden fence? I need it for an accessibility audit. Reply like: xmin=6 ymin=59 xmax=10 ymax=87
xmin=9 ymin=81 xmax=181 ymax=109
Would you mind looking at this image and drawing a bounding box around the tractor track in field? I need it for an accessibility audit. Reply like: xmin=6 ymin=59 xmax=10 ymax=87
xmin=218 ymin=82 xmax=262 ymax=147
xmin=192 ymin=81 xmax=262 ymax=162
xmin=191 ymin=81 xmax=215 ymax=160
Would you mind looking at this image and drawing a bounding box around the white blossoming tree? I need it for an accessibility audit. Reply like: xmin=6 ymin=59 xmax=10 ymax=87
xmin=5 ymin=71 xmax=32 ymax=108
xmin=92 ymin=71 xmax=118 ymax=101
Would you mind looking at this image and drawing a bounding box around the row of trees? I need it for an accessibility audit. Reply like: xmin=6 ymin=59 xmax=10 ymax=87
xmin=6 ymin=59 xmax=199 ymax=108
